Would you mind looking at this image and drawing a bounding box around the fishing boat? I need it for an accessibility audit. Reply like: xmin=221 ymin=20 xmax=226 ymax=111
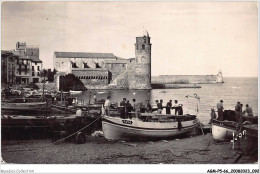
xmin=1 ymin=98 xmax=47 ymax=111
xmin=102 ymin=112 xmax=197 ymax=140
xmin=211 ymin=109 xmax=258 ymax=140
xmin=102 ymin=93 xmax=200 ymax=140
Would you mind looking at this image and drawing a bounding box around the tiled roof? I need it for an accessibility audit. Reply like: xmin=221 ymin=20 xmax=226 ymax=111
xmin=54 ymin=52 xmax=116 ymax=59
xmin=30 ymin=56 xmax=42 ymax=63
xmin=105 ymin=59 xmax=130 ymax=64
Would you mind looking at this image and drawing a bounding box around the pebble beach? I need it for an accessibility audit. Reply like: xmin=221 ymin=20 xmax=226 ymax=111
xmin=1 ymin=134 xmax=257 ymax=164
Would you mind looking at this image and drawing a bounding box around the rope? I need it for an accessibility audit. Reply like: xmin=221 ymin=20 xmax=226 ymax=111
xmin=52 ymin=115 xmax=103 ymax=144
xmin=2 ymin=115 xmax=103 ymax=151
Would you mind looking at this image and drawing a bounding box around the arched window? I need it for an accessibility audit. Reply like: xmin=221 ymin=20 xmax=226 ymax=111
xmin=84 ymin=63 xmax=90 ymax=68
xmin=142 ymin=45 xmax=145 ymax=50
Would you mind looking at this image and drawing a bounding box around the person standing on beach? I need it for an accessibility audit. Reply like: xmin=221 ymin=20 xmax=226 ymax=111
xmin=216 ymin=100 xmax=224 ymax=121
xmin=139 ymin=102 xmax=145 ymax=113
xmin=132 ymin=98 xmax=140 ymax=117
xmin=145 ymin=100 xmax=152 ymax=113
xmin=120 ymin=98 xmax=126 ymax=118
xmin=244 ymin=104 xmax=253 ymax=116
xmin=235 ymin=102 xmax=242 ymax=113
xmin=166 ymin=100 xmax=172 ymax=114
xmin=235 ymin=101 xmax=243 ymax=149
xmin=157 ymin=99 xmax=163 ymax=114
xmin=104 ymin=96 xmax=111 ymax=116
xmin=93 ymin=94 xmax=97 ymax=103
xmin=235 ymin=101 xmax=243 ymax=131
xmin=173 ymin=100 xmax=179 ymax=115
xmin=126 ymin=100 xmax=133 ymax=119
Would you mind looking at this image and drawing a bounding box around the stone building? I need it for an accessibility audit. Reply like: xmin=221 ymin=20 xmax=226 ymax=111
xmin=1 ymin=51 xmax=18 ymax=84
xmin=1 ymin=42 xmax=43 ymax=85
xmin=15 ymin=42 xmax=43 ymax=84
xmin=54 ymin=32 xmax=152 ymax=90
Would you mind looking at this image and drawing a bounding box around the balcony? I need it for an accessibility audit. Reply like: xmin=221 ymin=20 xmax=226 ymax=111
xmin=17 ymin=60 xmax=30 ymax=65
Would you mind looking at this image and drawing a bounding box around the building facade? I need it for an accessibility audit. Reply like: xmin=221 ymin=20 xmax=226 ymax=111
xmin=1 ymin=42 xmax=43 ymax=85
xmin=1 ymin=51 xmax=18 ymax=84
xmin=53 ymin=32 xmax=152 ymax=90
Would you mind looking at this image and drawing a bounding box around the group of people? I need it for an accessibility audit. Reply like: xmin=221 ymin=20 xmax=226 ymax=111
xmin=216 ymin=100 xmax=254 ymax=121
xmin=155 ymin=99 xmax=183 ymax=115
xmin=103 ymin=96 xmax=184 ymax=118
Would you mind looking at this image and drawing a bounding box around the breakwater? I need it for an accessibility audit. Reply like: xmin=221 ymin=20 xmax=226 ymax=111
xmin=152 ymin=75 xmax=218 ymax=84
xmin=151 ymin=83 xmax=201 ymax=89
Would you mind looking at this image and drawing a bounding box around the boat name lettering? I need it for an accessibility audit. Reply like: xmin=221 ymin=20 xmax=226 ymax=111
xmin=122 ymin=120 xmax=132 ymax=125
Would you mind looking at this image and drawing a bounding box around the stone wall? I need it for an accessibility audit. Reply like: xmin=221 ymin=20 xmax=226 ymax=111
xmin=105 ymin=64 xmax=127 ymax=81
xmin=128 ymin=63 xmax=151 ymax=89
xmin=72 ymin=69 xmax=109 ymax=86
xmin=108 ymin=71 xmax=128 ymax=89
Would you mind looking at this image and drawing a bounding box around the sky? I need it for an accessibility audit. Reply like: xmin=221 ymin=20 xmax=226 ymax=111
xmin=1 ymin=1 xmax=258 ymax=77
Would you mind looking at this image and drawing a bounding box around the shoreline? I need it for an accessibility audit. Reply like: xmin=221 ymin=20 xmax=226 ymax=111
xmin=1 ymin=134 xmax=257 ymax=164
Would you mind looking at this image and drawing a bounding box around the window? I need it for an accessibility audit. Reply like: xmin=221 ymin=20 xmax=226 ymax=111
xmin=96 ymin=63 xmax=101 ymax=68
xmin=37 ymin=72 xmax=40 ymax=76
xmin=142 ymin=45 xmax=145 ymax=50
xmin=32 ymin=72 xmax=35 ymax=76
xmin=32 ymin=66 xmax=35 ymax=71
xmin=35 ymin=62 xmax=37 ymax=65
xmin=37 ymin=66 xmax=40 ymax=71
xmin=84 ymin=63 xmax=90 ymax=68
xmin=72 ymin=62 xmax=78 ymax=68
xmin=8 ymin=63 xmax=11 ymax=69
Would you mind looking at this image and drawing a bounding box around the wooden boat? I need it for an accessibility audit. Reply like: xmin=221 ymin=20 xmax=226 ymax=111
xmin=1 ymin=98 xmax=47 ymax=111
xmin=211 ymin=109 xmax=258 ymax=140
xmin=102 ymin=111 xmax=197 ymax=140
xmin=70 ymin=90 xmax=82 ymax=94
xmin=212 ymin=119 xmax=238 ymax=140
xmin=1 ymin=101 xmax=47 ymax=111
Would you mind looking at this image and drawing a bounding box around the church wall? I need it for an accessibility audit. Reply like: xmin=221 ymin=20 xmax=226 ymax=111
xmin=72 ymin=69 xmax=109 ymax=86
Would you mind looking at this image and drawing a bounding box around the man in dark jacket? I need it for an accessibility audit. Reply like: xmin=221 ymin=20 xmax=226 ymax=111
xmin=166 ymin=100 xmax=172 ymax=114
xmin=120 ymin=98 xmax=126 ymax=118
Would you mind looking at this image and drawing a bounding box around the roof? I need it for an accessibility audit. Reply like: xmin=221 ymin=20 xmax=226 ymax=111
xmin=1 ymin=51 xmax=19 ymax=58
xmin=105 ymin=59 xmax=130 ymax=64
xmin=30 ymin=56 xmax=42 ymax=63
xmin=54 ymin=52 xmax=116 ymax=59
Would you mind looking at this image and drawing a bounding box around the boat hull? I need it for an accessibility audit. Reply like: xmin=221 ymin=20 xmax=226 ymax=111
xmin=1 ymin=102 xmax=46 ymax=111
xmin=212 ymin=120 xmax=237 ymax=140
xmin=102 ymin=116 xmax=197 ymax=140
xmin=70 ymin=90 xmax=82 ymax=94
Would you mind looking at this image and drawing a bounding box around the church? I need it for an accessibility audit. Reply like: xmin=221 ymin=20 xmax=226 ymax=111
xmin=53 ymin=32 xmax=152 ymax=90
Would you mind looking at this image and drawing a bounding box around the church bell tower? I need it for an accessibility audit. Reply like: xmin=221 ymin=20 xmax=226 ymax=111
xmin=128 ymin=31 xmax=152 ymax=89
xmin=135 ymin=31 xmax=151 ymax=64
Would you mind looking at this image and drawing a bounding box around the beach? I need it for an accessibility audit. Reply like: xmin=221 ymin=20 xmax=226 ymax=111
xmin=1 ymin=134 xmax=257 ymax=164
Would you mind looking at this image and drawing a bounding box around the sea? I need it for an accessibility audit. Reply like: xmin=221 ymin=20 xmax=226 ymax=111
xmin=74 ymin=77 xmax=258 ymax=125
